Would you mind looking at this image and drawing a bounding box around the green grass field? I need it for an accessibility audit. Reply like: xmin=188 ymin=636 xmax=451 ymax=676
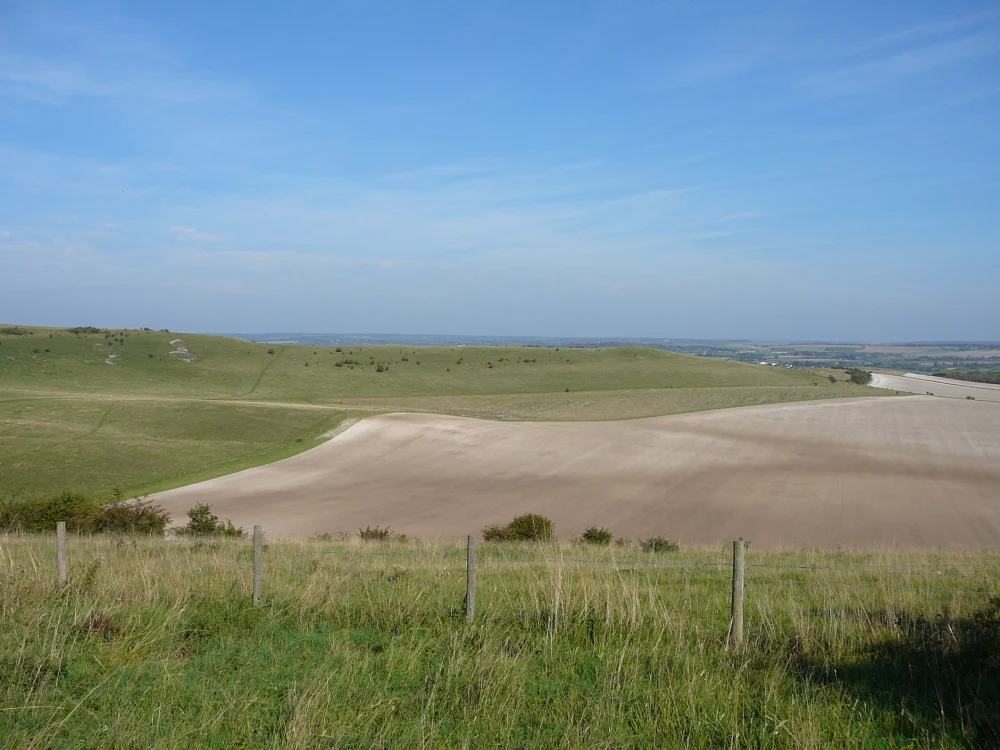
xmin=0 ymin=325 xmax=890 ymax=499
xmin=1 ymin=534 xmax=997 ymax=748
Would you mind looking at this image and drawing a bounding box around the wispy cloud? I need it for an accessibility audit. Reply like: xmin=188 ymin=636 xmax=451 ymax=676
xmin=661 ymin=53 xmax=760 ymax=89
xmin=168 ymin=226 xmax=227 ymax=243
xmin=804 ymin=33 xmax=1000 ymax=97
xmin=0 ymin=11 xmax=245 ymax=107
xmin=854 ymin=10 xmax=1000 ymax=52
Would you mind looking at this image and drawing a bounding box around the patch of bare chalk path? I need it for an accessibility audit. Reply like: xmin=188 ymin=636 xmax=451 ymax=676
xmin=152 ymin=396 xmax=1000 ymax=549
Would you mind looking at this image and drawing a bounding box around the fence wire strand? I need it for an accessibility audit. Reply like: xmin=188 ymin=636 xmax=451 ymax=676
xmin=280 ymin=546 xmax=1000 ymax=582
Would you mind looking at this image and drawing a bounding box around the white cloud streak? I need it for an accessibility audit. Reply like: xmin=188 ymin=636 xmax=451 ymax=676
xmin=804 ymin=33 xmax=1000 ymax=97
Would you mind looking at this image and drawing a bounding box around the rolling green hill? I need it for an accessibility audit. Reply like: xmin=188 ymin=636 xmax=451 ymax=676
xmin=0 ymin=325 xmax=889 ymax=499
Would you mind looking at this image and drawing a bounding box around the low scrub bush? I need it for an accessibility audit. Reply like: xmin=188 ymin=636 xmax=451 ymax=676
xmin=642 ymin=536 xmax=679 ymax=553
xmin=483 ymin=514 xmax=554 ymax=542
xmin=359 ymin=525 xmax=406 ymax=542
xmin=97 ymin=497 xmax=170 ymax=535
xmin=580 ymin=526 xmax=613 ymax=545
xmin=177 ymin=503 xmax=244 ymax=538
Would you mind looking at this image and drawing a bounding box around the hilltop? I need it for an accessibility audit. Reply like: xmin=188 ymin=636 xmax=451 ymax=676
xmin=0 ymin=325 xmax=885 ymax=499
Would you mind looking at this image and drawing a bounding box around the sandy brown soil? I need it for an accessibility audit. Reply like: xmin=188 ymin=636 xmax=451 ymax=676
xmin=152 ymin=396 xmax=1000 ymax=549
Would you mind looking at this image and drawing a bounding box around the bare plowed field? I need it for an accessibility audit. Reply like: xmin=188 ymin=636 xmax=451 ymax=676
xmin=153 ymin=397 xmax=1000 ymax=548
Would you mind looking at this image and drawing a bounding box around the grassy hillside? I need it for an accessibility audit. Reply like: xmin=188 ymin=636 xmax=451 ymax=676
xmin=1 ymin=535 xmax=997 ymax=748
xmin=3 ymin=325 xmax=838 ymax=400
xmin=0 ymin=397 xmax=355 ymax=498
xmin=0 ymin=325 xmax=889 ymax=499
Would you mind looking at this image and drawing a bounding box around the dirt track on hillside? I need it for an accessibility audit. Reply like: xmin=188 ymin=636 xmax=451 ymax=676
xmin=152 ymin=396 xmax=1000 ymax=548
xmin=870 ymin=372 xmax=1000 ymax=403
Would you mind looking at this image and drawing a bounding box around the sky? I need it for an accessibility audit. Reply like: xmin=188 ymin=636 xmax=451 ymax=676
xmin=0 ymin=0 xmax=997 ymax=341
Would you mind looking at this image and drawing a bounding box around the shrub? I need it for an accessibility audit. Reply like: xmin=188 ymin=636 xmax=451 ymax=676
xmin=96 ymin=497 xmax=170 ymax=535
xmin=642 ymin=536 xmax=679 ymax=553
xmin=483 ymin=514 xmax=554 ymax=542
xmin=359 ymin=525 xmax=400 ymax=541
xmin=0 ymin=492 xmax=101 ymax=532
xmin=0 ymin=491 xmax=170 ymax=535
xmin=482 ymin=524 xmax=509 ymax=542
xmin=844 ymin=368 xmax=872 ymax=385
xmin=178 ymin=503 xmax=244 ymax=538
xmin=580 ymin=526 xmax=612 ymax=545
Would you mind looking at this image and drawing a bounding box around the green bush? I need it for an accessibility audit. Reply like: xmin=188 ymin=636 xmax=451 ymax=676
xmin=0 ymin=492 xmax=169 ymax=535
xmin=641 ymin=536 xmax=679 ymax=553
xmin=0 ymin=492 xmax=101 ymax=532
xmin=359 ymin=525 xmax=405 ymax=542
xmin=581 ymin=526 xmax=613 ymax=545
xmin=96 ymin=498 xmax=170 ymax=535
xmin=844 ymin=368 xmax=872 ymax=385
xmin=178 ymin=503 xmax=244 ymax=538
xmin=483 ymin=514 xmax=554 ymax=542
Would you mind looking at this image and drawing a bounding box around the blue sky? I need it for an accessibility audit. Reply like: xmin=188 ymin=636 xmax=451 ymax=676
xmin=1 ymin=0 xmax=997 ymax=341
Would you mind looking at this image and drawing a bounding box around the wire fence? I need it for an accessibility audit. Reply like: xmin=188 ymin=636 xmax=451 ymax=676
xmin=21 ymin=523 xmax=1000 ymax=651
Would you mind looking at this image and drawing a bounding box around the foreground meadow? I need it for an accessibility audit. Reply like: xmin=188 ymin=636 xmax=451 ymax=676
xmin=2 ymin=534 xmax=998 ymax=748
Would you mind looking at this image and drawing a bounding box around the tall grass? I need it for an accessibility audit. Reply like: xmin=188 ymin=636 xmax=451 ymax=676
xmin=1 ymin=534 xmax=998 ymax=748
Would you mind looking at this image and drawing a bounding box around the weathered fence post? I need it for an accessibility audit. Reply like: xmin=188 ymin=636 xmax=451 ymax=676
xmin=729 ymin=539 xmax=745 ymax=649
xmin=56 ymin=521 xmax=68 ymax=588
xmin=253 ymin=525 xmax=263 ymax=606
xmin=466 ymin=535 xmax=477 ymax=622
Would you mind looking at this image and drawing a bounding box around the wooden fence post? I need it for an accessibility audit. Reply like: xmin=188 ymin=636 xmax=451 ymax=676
xmin=466 ymin=535 xmax=477 ymax=622
xmin=729 ymin=539 xmax=745 ymax=649
xmin=56 ymin=521 xmax=68 ymax=588
xmin=253 ymin=525 xmax=263 ymax=606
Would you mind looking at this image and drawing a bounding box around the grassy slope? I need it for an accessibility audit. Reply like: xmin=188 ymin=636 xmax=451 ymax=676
xmin=0 ymin=326 xmax=889 ymax=498
xmin=0 ymin=397 xmax=356 ymax=498
xmin=1 ymin=536 xmax=997 ymax=748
